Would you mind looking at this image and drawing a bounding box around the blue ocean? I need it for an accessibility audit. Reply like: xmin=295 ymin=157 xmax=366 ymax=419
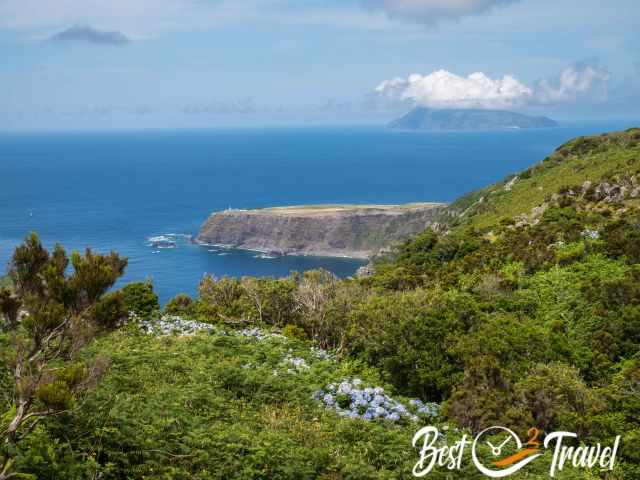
xmin=1 ymin=122 xmax=637 ymax=303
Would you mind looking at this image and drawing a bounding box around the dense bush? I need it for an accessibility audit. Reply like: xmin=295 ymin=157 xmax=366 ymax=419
xmin=31 ymin=329 xmax=428 ymax=479
xmin=195 ymin=275 xmax=298 ymax=326
xmin=348 ymin=289 xmax=477 ymax=401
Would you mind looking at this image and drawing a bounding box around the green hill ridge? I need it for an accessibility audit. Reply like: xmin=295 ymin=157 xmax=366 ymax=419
xmin=448 ymin=128 xmax=640 ymax=230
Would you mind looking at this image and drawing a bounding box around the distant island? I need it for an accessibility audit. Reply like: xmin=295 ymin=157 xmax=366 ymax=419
xmin=196 ymin=203 xmax=447 ymax=259
xmin=389 ymin=107 xmax=558 ymax=131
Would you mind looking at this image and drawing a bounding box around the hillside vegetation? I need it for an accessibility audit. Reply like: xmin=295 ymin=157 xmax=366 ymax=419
xmin=2 ymin=128 xmax=640 ymax=479
xmin=447 ymin=128 xmax=640 ymax=230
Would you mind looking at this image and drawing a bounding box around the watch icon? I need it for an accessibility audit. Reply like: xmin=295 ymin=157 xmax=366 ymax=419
xmin=472 ymin=426 xmax=543 ymax=478
xmin=486 ymin=434 xmax=516 ymax=458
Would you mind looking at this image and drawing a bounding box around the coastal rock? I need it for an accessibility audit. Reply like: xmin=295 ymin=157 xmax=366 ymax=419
xmin=196 ymin=203 xmax=447 ymax=259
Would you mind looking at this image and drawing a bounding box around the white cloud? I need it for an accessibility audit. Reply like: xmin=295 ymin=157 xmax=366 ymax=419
xmin=362 ymin=0 xmax=519 ymax=24
xmin=375 ymin=62 xmax=611 ymax=110
xmin=375 ymin=70 xmax=532 ymax=109
xmin=533 ymin=62 xmax=610 ymax=105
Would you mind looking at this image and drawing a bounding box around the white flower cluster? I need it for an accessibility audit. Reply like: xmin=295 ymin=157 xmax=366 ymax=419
xmin=137 ymin=315 xmax=292 ymax=341
xmin=313 ymin=379 xmax=440 ymax=423
xmin=238 ymin=327 xmax=286 ymax=341
xmin=310 ymin=346 xmax=333 ymax=360
xmin=137 ymin=314 xmax=215 ymax=336
xmin=284 ymin=355 xmax=310 ymax=372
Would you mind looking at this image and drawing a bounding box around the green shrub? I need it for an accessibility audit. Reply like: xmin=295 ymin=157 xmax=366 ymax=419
xmin=121 ymin=281 xmax=159 ymax=319
xmin=282 ymin=324 xmax=307 ymax=340
xmin=164 ymin=292 xmax=195 ymax=316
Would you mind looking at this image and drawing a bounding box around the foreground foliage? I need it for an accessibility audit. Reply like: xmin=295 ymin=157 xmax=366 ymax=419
xmin=0 ymin=234 xmax=127 ymax=479
xmin=3 ymin=323 xmax=619 ymax=479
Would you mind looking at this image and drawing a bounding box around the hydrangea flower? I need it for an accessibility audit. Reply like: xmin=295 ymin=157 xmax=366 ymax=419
xmin=418 ymin=404 xmax=440 ymax=416
xmin=238 ymin=327 xmax=286 ymax=341
xmin=338 ymin=381 xmax=352 ymax=394
xmin=310 ymin=346 xmax=333 ymax=360
xmin=354 ymin=397 xmax=368 ymax=407
xmin=394 ymin=404 xmax=407 ymax=414
xmin=285 ymin=356 xmax=309 ymax=371
xmin=313 ymin=378 xmax=438 ymax=424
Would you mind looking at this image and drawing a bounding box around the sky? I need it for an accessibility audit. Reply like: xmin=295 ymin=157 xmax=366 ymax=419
xmin=0 ymin=0 xmax=639 ymax=130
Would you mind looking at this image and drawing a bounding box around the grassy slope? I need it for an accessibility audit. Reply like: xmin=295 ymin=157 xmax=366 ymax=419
xmin=59 ymin=328 xmax=428 ymax=479
xmin=39 ymin=326 xmax=594 ymax=479
xmin=448 ymin=128 xmax=640 ymax=230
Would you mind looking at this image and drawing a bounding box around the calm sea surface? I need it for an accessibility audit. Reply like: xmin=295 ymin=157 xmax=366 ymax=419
xmin=1 ymin=122 xmax=638 ymax=303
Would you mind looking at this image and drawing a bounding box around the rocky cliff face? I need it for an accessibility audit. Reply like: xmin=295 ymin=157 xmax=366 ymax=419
xmin=196 ymin=203 xmax=447 ymax=259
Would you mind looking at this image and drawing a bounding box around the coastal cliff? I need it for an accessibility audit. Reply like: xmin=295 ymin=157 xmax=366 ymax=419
xmin=196 ymin=203 xmax=447 ymax=259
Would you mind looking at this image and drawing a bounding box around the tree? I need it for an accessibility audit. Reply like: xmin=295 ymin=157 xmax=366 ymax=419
xmin=121 ymin=281 xmax=159 ymax=319
xmin=0 ymin=233 xmax=127 ymax=480
xmin=240 ymin=276 xmax=297 ymax=327
xmin=513 ymin=362 xmax=603 ymax=437
xmin=198 ymin=275 xmax=245 ymax=320
xmin=293 ymin=269 xmax=339 ymax=349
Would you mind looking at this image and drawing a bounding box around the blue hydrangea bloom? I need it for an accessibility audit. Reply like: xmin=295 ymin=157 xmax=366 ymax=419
xmin=314 ymin=378 xmax=439 ymax=424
